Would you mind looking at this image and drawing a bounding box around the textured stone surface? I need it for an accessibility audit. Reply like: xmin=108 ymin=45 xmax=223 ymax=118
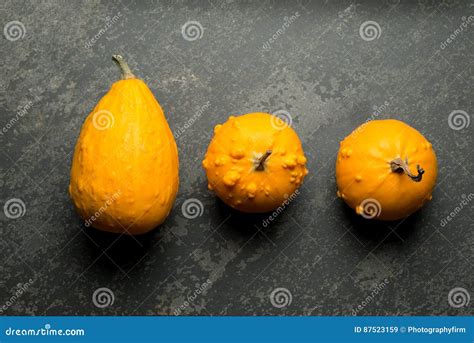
xmin=0 ymin=0 xmax=472 ymax=316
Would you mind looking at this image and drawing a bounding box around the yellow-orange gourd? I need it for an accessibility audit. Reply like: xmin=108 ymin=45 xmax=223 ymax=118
xmin=202 ymin=112 xmax=308 ymax=213
xmin=69 ymin=55 xmax=179 ymax=235
xmin=336 ymin=119 xmax=437 ymax=221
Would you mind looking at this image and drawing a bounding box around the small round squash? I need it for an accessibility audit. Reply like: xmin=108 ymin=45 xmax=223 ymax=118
xmin=336 ymin=119 xmax=437 ymax=221
xmin=202 ymin=112 xmax=308 ymax=213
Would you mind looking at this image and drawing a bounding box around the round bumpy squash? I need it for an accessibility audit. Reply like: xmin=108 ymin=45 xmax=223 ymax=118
xmin=202 ymin=112 xmax=308 ymax=213
xmin=69 ymin=55 xmax=179 ymax=235
xmin=336 ymin=119 xmax=437 ymax=221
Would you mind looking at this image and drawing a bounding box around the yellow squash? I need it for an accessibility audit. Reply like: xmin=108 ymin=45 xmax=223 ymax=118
xmin=336 ymin=119 xmax=437 ymax=221
xmin=69 ymin=55 xmax=179 ymax=235
xmin=202 ymin=112 xmax=308 ymax=213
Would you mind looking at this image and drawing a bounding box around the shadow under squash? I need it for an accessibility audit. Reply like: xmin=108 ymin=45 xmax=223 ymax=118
xmin=213 ymin=196 xmax=292 ymax=243
xmin=80 ymin=223 xmax=158 ymax=270
xmin=340 ymin=200 xmax=423 ymax=245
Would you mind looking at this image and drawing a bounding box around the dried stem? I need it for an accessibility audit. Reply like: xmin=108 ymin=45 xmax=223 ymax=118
xmin=390 ymin=157 xmax=424 ymax=182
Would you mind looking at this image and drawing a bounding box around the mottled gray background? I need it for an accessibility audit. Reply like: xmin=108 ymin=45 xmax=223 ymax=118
xmin=1 ymin=0 xmax=472 ymax=316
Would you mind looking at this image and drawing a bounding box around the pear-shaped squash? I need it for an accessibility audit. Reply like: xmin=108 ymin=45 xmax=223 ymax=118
xmin=69 ymin=55 xmax=179 ymax=235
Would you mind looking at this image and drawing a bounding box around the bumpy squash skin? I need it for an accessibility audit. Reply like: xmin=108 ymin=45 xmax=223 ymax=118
xmin=336 ymin=119 xmax=437 ymax=221
xmin=202 ymin=112 xmax=308 ymax=213
xmin=69 ymin=77 xmax=179 ymax=235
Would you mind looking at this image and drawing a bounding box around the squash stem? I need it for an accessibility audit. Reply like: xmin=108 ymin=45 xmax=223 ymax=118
xmin=255 ymin=150 xmax=272 ymax=171
xmin=390 ymin=157 xmax=424 ymax=182
xmin=112 ymin=55 xmax=135 ymax=79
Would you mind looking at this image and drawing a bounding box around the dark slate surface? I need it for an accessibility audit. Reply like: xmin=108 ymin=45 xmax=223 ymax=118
xmin=1 ymin=0 xmax=472 ymax=316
